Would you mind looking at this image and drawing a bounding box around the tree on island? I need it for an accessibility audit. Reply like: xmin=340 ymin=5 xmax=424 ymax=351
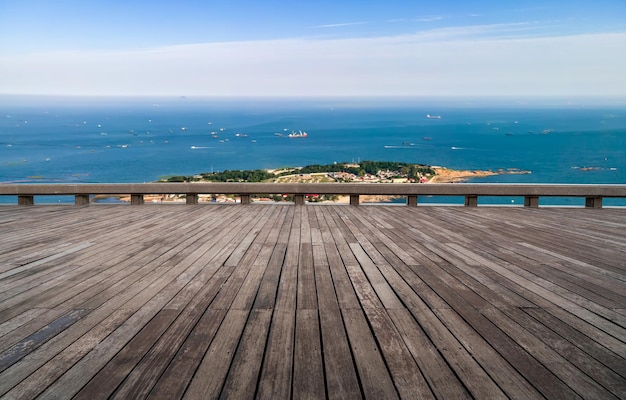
xmin=161 ymin=161 xmax=435 ymax=183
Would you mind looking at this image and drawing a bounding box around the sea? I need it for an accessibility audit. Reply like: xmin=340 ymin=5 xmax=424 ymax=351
xmin=1 ymin=95 xmax=625 ymax=206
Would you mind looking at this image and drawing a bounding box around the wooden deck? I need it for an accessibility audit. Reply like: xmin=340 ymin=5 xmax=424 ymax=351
xmin=0 ymin=204 xmax=624 ymax=399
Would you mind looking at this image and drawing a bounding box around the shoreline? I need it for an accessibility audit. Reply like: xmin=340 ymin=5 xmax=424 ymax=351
xmin=428 ymin=167 xmax=498 ymax=183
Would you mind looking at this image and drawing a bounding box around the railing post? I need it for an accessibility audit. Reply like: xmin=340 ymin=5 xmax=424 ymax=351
xmin=75 ymin=194 xmax=90 ymax=206
xmin=585 ymin=196 xmax=602 ymax=208
xmin=239 ymin=194 xmax=251 ymax=204
xmin=186 ymin=193 xmax=198 ymax=204
xmin=131 ymin=194 xmax=144 ymax=205
xmin=524 ymin=196 xmax=539 ymax=208
xmin=350 ymin=195 xmax=360 ymax=206
xmin=464 ymin=195 xmax=478 ymax=207
xmin=18 ymin=195 xmax=34 ymax=206
xmin=293 ymin=194 xmax=305 ymax=205
xmin=407 ymin=195 xmax=418 ymax=207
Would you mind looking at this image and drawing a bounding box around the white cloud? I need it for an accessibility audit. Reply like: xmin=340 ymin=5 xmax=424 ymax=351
xmin=1 ymin=27 xmax=625 ymax=97
xmin=314 ymin=22 xmax=369 ymax=29
xmin=415 ymin=16 xmax=444 ymax=22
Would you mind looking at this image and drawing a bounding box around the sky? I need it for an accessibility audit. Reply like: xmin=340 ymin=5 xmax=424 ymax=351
xmin=1 ymin=0 xmax=625 ymax=97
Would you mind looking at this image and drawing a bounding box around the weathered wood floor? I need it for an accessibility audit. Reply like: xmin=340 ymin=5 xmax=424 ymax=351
xmin=0 ymin=204 xmax=624 ymax=399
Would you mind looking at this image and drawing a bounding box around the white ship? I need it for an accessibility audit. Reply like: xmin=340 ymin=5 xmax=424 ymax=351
xmin=288 ymin=130 xmax=308 ymax=138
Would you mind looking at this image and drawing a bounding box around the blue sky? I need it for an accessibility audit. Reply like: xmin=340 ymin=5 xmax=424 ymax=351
xmin=1 ymin=0 xmax=625 ymax=97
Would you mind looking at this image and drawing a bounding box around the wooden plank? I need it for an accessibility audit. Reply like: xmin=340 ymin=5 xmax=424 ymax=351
xmin=523 ymin=308 xmax=626 ymax=378
xmin=257 ymin=309 xmax=295 ymax=399
xmin=319 ymin=308 xmax=361 ymax=399
xmin=341 ymin=308 xmax=398 ymax=399
xmin=293 ymin=309 xmax=325 ymax=399
xmin=492 ymin=242 xmax=626 ymax=306
xmin=371 ymin=246 xmax=451 ymax=310
xmin=318 ymin=208 xmax=361 ymax=310
xmin=230 ymin=243 xmax=276 ymax=310
xmin=219 ymin=309 xmax=272 ymax=399
xmin=387 ymin=308 xmax=472 ymax=399
xmin=0 ymin=309 xmax=88 ymax=373
xmin=30 ymin=209 xmax=249 ymax=398
xmin=0 ymin=308 xmax=135 ymax=399
xmin=253 ymin=244 xmax=288 ymax=309
xmin=0 ymin=207 xmax=236 ymax=345
xmin=0 ymin=309 xmax=47 ymax=339
xmin=349 ymin=243 xmax=404 ymax=309
xmin=496 ymin=306 xmax=626 ymax=398
xmin=369 ymin=210 xmax=536 ymax=309
xmin=72 ymin=309 xmax=180 ymax=399
xmin=251 ymin=205 xmax=291 ymax=310
xmin=481 ymin=307 xmax=618 ymax=399
xmin=108 ymin=265 xmax=235 ymax=399
xmin=37 ymin=300 xmax=175 ymax=399
xmin=183 ymin=309 xmax=249 ymax=399
xmin=274 ymin=206 xmax=300 ymax=311
xmin=209 ymin=209 xmax=278 ymax=310
xmin=313 ymin=243 xmax=340 ymax=311
xmin=297 ymin=243 xmax=318 ymax=310
xmin=0 ymin=242 xmax=94 ymax=281
xmin=299 ymin=204 xmax=312 ymax=245
xmin=146 ymin=309 xmax=227 ymax=399
xmin=0 ymin=252 xmax=182 ymax=396
xmin=365 ymin=254 xmax=527 ymax=397
xmin=361 ymin=304 xmax=435 ymax=399
xmin=323 ymin=241 xmax=360 ymax=309
xmin=475 ymin=260 xmax=626 ymax=359
xmin=0 ymin=204 xmax=624 ymax=400
xmin=410 ymin=262 xmax=583 ymax=399
xmin=222 ymin=204 xmax=274 ymax=267
xmin=434 ymin=308 xmax=546 ymax=399
xmin=447 ymin=242 xmax=626 ymax=348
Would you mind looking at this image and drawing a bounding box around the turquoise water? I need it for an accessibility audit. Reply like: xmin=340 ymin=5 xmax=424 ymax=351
xmin=1 ymin=96 xmax=625 ymax=205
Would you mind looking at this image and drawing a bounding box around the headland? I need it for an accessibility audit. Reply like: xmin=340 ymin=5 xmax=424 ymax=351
xmin=123 ymin=161 xmax=529 ymax=204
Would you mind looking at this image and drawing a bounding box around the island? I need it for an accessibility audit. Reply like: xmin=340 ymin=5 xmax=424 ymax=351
xmin=121 ymin=161 xmax=528 ymax=204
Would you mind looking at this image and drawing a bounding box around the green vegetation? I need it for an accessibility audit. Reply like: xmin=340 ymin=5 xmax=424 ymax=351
xmin=297 ymin=161 xmax=432 ymax=177
xmin=161 ymin=161 xmax=435 ymax=183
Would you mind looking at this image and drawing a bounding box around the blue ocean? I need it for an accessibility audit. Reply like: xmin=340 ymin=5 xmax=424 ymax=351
xmin=1 ymin=96 xmax=625 ymax=205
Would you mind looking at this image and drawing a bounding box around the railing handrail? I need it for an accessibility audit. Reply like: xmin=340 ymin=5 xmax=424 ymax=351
xmin=1 ymin=182 xmax=626 ymax=196
xmin=2 ymin=182 xmax=625 ymax=207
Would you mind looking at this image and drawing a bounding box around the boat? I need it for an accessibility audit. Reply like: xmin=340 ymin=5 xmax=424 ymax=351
xmin=288 ymin=130 xmax=308 ymax=138
xmin=426 ymin=114 xmax=441 ymax=119
xmin=422 ymin=137 xmax=432 ymax=141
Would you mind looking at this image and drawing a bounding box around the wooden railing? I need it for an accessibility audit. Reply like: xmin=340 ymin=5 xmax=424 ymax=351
xmin=2 ymin=183 xmax=626 ymax=208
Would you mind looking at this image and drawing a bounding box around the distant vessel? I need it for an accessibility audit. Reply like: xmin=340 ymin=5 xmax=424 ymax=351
xmin=426 ymin=114 xmax=441 ymax=119
xmin=288 ymin=130 xmax=308 ymax=138
xmin=422 ymin=137 xmax=432 ymax=141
